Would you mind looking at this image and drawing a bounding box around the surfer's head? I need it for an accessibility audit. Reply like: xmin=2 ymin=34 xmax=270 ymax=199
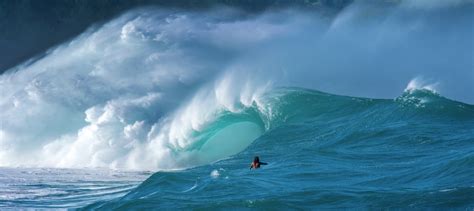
xmin=254 ymin=156 xmax=260 ymax=163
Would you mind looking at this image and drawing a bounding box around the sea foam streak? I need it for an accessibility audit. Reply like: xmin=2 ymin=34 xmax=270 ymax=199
xmin=1 ymin=2 xmax=473 ymax=171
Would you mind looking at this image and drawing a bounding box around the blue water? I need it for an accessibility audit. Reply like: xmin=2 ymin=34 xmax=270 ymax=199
xmin=81 ymin=88 xmax=474 ymax=209
xmin=0 ymin=168 xmax=151 ymax=209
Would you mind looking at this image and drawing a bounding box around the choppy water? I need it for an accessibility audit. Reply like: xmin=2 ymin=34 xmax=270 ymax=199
xmin=0 ymin=168 xmax=150 ymax=209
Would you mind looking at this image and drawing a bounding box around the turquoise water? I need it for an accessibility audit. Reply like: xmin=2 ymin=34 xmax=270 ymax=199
xmin=82 ymin=88 xmax=474 ymax=209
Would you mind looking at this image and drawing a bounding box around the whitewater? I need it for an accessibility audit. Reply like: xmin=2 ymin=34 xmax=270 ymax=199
xmin=1 ymin=1 xmax=473 ymax=209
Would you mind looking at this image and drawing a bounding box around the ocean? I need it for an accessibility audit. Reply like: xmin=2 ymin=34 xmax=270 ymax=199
xmin=1 ymin=1 xmax=473 ymax=209
xmin=84 ymin=88 xmax=474 ymax=209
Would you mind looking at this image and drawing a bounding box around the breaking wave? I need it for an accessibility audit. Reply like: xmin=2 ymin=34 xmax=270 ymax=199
xmin=1 ymin=2 xmax=473 ymax=171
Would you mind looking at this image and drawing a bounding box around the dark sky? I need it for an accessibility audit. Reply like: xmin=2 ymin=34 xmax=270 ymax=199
xmin=0 ymin=0 xmax=351 ymax=74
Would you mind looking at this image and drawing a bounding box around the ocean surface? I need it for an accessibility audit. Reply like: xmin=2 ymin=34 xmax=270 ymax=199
xmin=1 ymin=1 xmax=473 ymax=209
xmin=0 ymin=167 xmax=150 ymax=208
xmin=83 ymin=88 xmax=474 ymax=209
xmin=2 ymin=88 xmax=473 ymax=209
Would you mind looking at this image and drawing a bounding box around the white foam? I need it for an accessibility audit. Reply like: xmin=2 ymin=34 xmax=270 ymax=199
xmin=0 ymin=9 xmax=284 ymax=170
xmin=210 ymin=169 xmax=220 ymax=178
xmin=405 ymin=77 xmax=439 ymax=93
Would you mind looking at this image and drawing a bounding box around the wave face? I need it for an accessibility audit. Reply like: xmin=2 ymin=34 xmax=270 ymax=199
xmin=0 ymin=0 xmax=474 ymax=209
xmin=83 ymin=88 xmax=474 ymax=209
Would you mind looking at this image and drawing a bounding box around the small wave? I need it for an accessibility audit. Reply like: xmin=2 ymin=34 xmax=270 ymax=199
xmin=404 ymin=77 xmax=439 ymax=94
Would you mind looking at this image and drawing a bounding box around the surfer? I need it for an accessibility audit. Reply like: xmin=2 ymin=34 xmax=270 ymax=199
xmin=250 ymin=156 xmax=267 ymax=169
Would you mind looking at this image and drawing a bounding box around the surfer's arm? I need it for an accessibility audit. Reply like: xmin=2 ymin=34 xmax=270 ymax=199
xmin=260 ymin=162 xmax=268 ymax=165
